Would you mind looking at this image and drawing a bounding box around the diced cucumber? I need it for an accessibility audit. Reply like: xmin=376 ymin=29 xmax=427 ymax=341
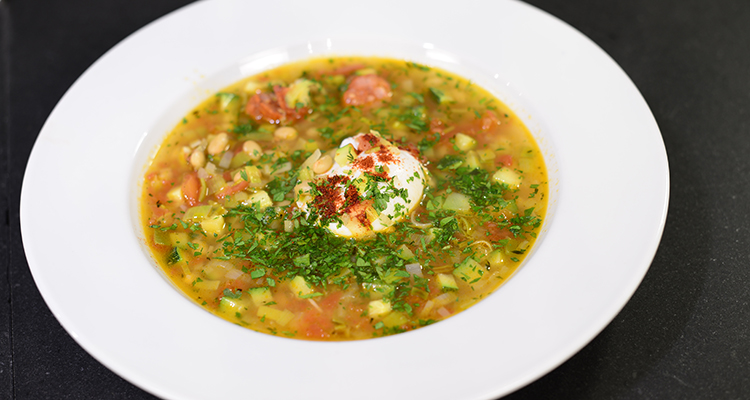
xmin=284 ymin=79 xmax=315 ymax=108
xmin=429 ymin=87 xmax=453 ymax=104
xmin=289 ymin=276 xmax=314 ymax=298
xmin=436 ymin=155 xmax=463 ymax=170
xmin=166 ymin=246 xmax=187 ymax=265
xmin=229 ymin=152 xmax=252 ymax=169
xmin=216 ymin=92 xmax=240 ymax=130
xmin=245 ymin=190 xmax=273 ymax=209
xmin=437 ymin=273 xmax=458 ymax=291
xmin=334 ymin=144 xmax=356 ymax=166
xmin=152 ymin=230 xmax=170 ymax=246
xmin=396 ymin=244 xmax=415 ymax=260
xmin=219 ymin=295 xmax=250 ymax=315
xmin=169 ymin=232 xmax=190 ymax=248
xmin=248 ymin=287 xmax=273 ymax=306
xmin=453 ymin=258 xmax=486 ymax=285
xmin=235 ymin=165 xmax=262 ymax=186
xmin=442 ymin=192 xmax=471 ymax=212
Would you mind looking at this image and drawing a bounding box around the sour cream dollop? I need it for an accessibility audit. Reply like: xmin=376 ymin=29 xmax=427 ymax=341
xmin=303 ymin=131 xmax=427 ymax=238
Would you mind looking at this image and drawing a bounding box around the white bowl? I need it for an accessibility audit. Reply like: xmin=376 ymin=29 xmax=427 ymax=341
xmin=20 ymin=1 xmax=669 ymax=399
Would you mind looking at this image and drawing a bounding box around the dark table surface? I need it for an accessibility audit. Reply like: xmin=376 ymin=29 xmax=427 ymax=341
xmin=3 ymin=0 xmax=749 ymax=399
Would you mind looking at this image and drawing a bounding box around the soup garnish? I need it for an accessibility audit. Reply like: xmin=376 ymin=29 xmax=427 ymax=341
xmin=141 ymin=56 xmax=547 ymax=340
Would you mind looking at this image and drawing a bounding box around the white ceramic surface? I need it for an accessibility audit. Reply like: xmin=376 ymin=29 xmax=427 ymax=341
xmin=20 ymin=0 xmax=668 ymax=399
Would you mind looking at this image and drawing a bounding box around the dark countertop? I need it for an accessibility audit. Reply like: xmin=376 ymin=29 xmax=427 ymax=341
xmin=2 ymin=0 xmax=748 ymax=398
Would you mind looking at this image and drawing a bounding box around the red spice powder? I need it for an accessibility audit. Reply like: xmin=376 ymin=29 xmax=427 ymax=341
xmin=312 ymin=175 xmax=349 ymax=219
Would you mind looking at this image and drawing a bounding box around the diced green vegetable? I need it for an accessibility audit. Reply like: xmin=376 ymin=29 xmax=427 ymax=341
xmin=429 ymin=87 xmax=453 ymax=104
xmin=245 ymin=190 xmax=273 ymax=209
xmin=453 ymin=258 xmax=485 ymax=284
xmin=334 ymin=144 xmax=356 ymax=166
xmin=289 ymin=276 xmax=314 ymax=298
xmin=442 ymin=192 xmax=471 ymax=212
xmin=153 ymin=230 xmax=170 ymax=246
xmin=437 ymin=273 xmax=458 ymax=291
xmin=184 ymin=205 xmax=212 ymax=221
xmin=256 ymin=306 xmax=294 ymax=326
xmin=248 ymin=287 xmax=273 ymax=306
xmin=166 ymin=246 xmax=187 ymax=265
xmin=454 ymin=133 xmax=477 ymax=151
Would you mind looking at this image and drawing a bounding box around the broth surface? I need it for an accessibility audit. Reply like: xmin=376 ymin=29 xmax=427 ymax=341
xmin=141 ymin=57 xmax=547 ymax=340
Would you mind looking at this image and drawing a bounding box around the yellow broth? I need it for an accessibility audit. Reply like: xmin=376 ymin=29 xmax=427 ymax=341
xmin=141 ymin=57 xmax=547 ymax=340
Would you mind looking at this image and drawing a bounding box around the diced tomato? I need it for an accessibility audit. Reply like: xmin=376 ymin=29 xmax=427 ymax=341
xmin=481 ymin=110 xmax=501 ymax=131
xmin=342 ymin=74 xmax=392 ymax=106
xmin=300 ymin=309 xmax=335 ymax=339
xmin=181 ymin=172 xmax=200 ymax=206
xmin=245 ymin=86 xmax=307 ymax=123
xmin=216 ymin=180 xmax=248 ymax=199
xmin=245 ymin=92 xmax=284 ymax=122
xmin=496 ymin=154 xmax=514 ymax=167
xmin=482 ymin=221 xmax=512 ymax=241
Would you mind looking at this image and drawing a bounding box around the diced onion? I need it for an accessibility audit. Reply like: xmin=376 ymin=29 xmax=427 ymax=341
xmin=196 ymin=168 xmax=209 ymax=180
xmin=437 ymin=307 xmax=451 ymax=318
xmin=224 ymin=269 xmax=243 ymax=280
xmin=405 ymin=263 xmax=423 ymax=277
xmin=433 ymin=292 xmax=457 ymax=307
xmin=218 ymin=151 xmax=233 ymax=169
xmin=409 ymin=212 xmax=432 ymax=229
xmin=271 ymin=162 xmax=292 ymax=175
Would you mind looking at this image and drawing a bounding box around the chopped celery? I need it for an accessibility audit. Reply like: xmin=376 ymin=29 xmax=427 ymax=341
xmin=229 ymin=152 xmax=252 ymax=169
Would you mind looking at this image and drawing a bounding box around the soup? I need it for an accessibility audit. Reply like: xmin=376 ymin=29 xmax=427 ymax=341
xmin=141 ymin=56 xmax=547 ymax=340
